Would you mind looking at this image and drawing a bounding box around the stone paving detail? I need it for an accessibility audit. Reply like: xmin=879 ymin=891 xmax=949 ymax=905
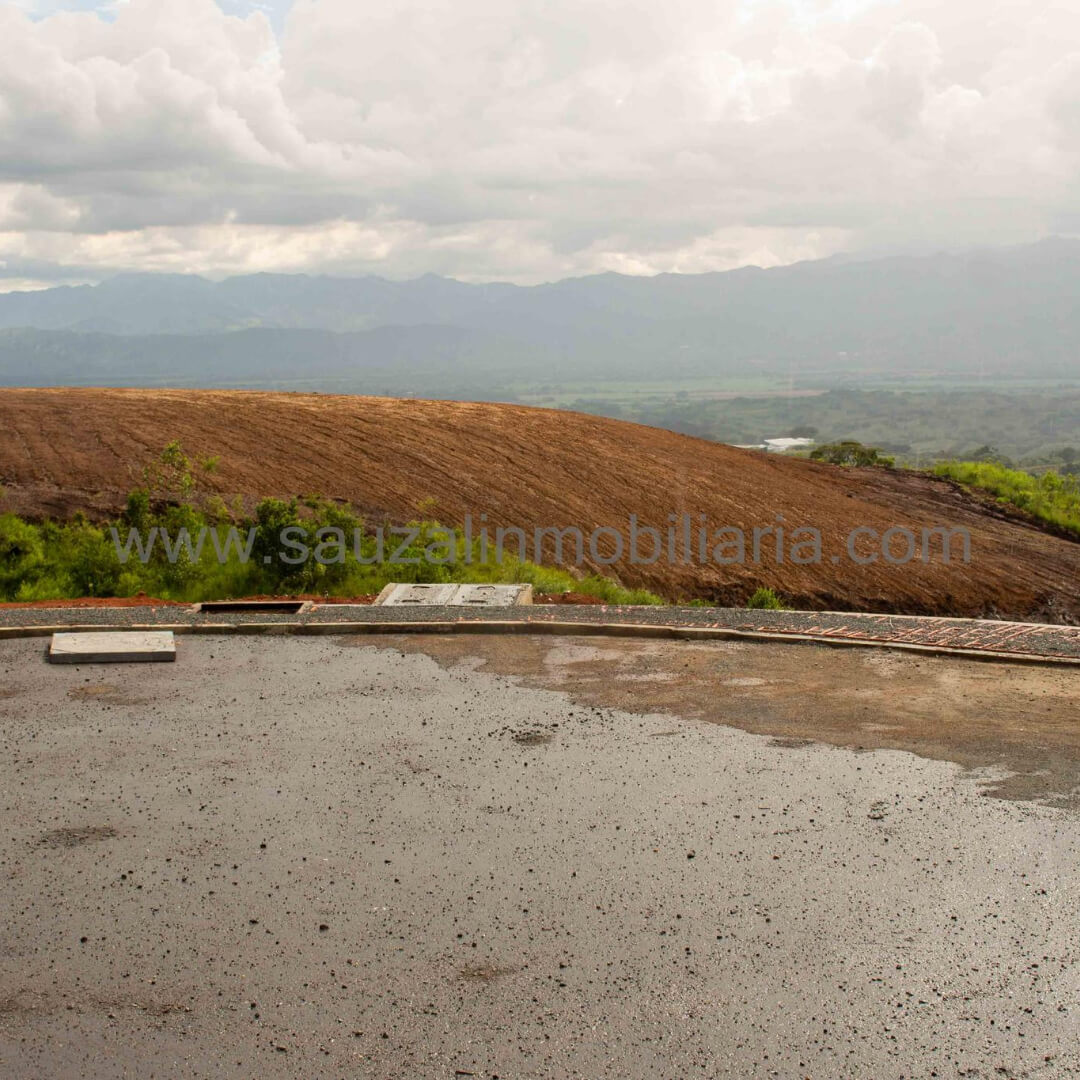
xmin=3 ymin=604 xmax=1080 ymax=661
xmin=731 ymin=611 xmax=1080 ymax=659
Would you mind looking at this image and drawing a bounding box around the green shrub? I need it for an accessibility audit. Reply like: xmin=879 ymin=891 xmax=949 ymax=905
xmin=0 ymin=514 xmax=45 ymax=597
xmin=573 ymin=574 xmax=662 ymax=605
xmin=810 ymin=441 xmax=894 ymax=468
xmin=64 ymin=521 xmax=123 ymax=597
xmin=746 ymin=586 xmax=784 ymax=610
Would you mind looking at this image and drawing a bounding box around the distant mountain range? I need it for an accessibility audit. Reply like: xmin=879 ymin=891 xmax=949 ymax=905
xmin=2 ymin=239 xmax=1079 ymax=392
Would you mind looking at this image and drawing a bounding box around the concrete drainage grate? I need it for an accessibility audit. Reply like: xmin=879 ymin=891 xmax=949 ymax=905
xmin=195 ymin=601 xmax=311 ymax=615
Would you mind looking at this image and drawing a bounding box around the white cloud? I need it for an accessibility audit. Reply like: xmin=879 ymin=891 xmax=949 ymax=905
xmin=0 ymin=0 xmax=1078 ymax=283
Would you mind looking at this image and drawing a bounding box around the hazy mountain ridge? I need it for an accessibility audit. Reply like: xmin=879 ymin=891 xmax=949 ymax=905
xmin=2 ymin=240 xmax=1079 ymax=387
xmin=0 ymin=324 xmax=550 ymax=395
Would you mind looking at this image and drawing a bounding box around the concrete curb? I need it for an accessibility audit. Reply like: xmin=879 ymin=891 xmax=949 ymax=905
xmin=3 ymin=618 xmax=1080 ymax=667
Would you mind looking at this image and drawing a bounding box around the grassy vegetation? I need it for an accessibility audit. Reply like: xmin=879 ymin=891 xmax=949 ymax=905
xmin=746 ymin=587 xmax=785 ymax=610
xmin=0 ymin=508 xmax=664 ymax=605
xmin=0 ymin=504 xmax=664 ymax=605
xmin=0 ymin=444 xmax=663 ymax=606
xmin=932 ymin=461 xmax=1080 ymax=537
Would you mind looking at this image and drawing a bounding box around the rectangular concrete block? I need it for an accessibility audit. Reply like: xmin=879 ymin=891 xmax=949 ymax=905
xmin=49 ymin=631 xmax=177 ymax=664
xmin=374 ymin=583 xmax=534 ymax=607
xmin=450 ymin=584 xmax=534 ymax=607
xmin=376 ymin=583 xmax=460 ymax=607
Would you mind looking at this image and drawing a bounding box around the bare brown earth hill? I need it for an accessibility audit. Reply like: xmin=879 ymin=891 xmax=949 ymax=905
xmin=2 ymin=387 xmax=1079 ymax=619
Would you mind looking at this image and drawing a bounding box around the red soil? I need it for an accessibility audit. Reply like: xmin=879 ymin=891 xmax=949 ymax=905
xmin=2 ymin=387 xmax=1079 ymax=619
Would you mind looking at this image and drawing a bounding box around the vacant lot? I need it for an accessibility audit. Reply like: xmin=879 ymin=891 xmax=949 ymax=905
xmin=3 ymin=388 xmax=1080 ymax=617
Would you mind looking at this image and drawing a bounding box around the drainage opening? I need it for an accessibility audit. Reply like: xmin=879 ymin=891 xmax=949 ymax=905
xmin=197 ymin=601 xmax=307 ymax=614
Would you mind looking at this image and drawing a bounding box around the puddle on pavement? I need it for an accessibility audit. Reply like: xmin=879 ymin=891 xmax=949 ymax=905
xmin=346 ymin=633 xmax=1080 ymax=808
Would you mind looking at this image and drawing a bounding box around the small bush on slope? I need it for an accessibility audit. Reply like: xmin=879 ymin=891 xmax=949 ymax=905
xmin=746 ymin=587 xmax=784 ymax=610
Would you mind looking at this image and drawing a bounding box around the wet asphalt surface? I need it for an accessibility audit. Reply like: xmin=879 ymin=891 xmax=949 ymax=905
xmin=0 ymin=634 xmax=1078 ymax=1079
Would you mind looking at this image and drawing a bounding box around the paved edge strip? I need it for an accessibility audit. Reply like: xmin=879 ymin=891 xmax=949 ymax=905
xmin=3 ymin=619 xmax=1079 ymax=667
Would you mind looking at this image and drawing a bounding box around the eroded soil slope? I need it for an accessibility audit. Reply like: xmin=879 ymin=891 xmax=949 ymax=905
xmin=2 ymin=387 xmax=1079 ymax=617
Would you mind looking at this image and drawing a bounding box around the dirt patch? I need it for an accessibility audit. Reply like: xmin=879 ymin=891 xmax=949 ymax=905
xmin=370 ymin=634 xmax=1080 ymax=807
xmin=67 ymin=685 xmax=148 ymax=706
xmin=0 ymin=990 xmax=48 ymax=1018
xmin=0 ymin=987 xmax=190 ymax=1019
xmin=511 ymin=729 xmax=554 ymax=746
xmin=35 ymin=825 xmax=118 ymax=849
xmin=534 ymin=592 xmax=604 ymax=605
xmin=0 ymin=595 xmax=187 ymax=610
xmin=4 ymin=387 xmax=1080 ymax=618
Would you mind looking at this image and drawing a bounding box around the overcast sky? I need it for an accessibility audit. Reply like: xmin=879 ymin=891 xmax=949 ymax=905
xmin=0 ymin=0 xmax=1078 ymax=288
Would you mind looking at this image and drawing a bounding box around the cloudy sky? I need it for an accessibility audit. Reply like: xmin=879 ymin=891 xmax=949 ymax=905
xmin=0 ymin=0 xmax=1078 ymax=288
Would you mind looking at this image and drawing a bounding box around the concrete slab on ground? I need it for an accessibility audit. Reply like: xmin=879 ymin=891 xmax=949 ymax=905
xmin=375 ymin=583 xmax=460 ymax=606
xmin=450 ymin=584 xmax=533 ymax=607
xmin=375 ymin=583 xmax=533 ymax=607
xmin=48 ymin=631 xmax=176 ymax=664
